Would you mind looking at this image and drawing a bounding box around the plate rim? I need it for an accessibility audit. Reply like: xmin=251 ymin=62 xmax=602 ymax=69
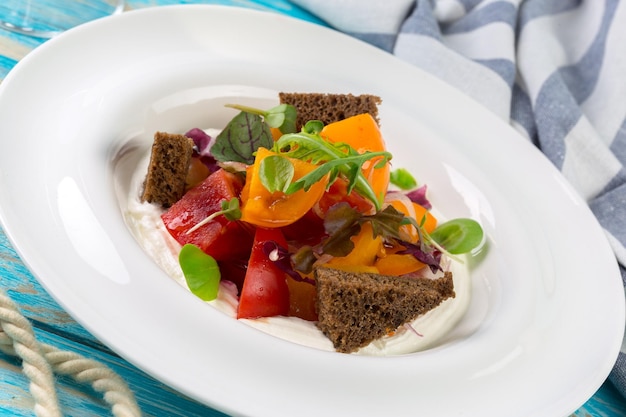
xmin=0 ymin=5 xmax=623 ymax=417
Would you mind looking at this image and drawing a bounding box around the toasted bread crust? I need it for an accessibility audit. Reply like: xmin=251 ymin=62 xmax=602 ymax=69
xmin=279 ymin=93 xmax=381 ymax=130
xmin=315 ymin=267 xmax=455 ymax=353
xmin=142 ymin=131 xmax=194 ymax=207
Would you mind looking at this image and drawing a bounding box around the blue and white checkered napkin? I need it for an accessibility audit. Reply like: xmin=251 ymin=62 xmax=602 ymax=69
xmin=291 ymin=0 xmax=626 ymax=396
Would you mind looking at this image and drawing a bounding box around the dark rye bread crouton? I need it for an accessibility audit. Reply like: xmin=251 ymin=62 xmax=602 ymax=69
xmin=142 ymin=131 xmax=194 ymax=207
xmin=279 ymin=93 xmax=381 ymax=131
xmin=315 ymin=267 xmax=455 ymax=353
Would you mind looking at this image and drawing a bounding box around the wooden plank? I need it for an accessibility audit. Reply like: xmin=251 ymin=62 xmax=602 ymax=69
xmin=0 ymin=331 xmax=228 ymax=416
xmin=1 ymin=227 xmax=101 ymax=344
xmin=3 ymin=228 xmax=228 ymax=415
xmin=572 ymin=380 xmax=626 ymax=417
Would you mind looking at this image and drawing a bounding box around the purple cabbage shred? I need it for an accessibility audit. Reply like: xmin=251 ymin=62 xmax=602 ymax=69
xmin=185 ymin=128 xmax=220 ymax=173
xmin=398 ymin=241 xmax=442 ymax=273
xmin=405 ymin=184 xmax=431 ymax=209
xmin=262 ymin=241 xmax=315 ymax=285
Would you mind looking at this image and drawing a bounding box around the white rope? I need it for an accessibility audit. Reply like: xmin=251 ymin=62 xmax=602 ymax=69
xmin=0 ymin=288 xmax=141 ymax=417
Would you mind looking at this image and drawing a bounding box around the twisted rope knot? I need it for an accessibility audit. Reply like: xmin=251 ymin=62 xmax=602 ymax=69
xmin=0 ymin=288 xmax=141 ymax=417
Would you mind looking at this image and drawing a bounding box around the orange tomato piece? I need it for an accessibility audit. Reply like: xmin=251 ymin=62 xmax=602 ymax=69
xmin=321 ymin=113 xmax=390 ymax=202
xmin=240 ymin=147 xmax=328 ymax=228
xmin=388 ymin=199 xmax=438 ymax=243
xmin=412 ymin=202 xmax=438 ymax=234
xmin=270 ymin=127 xmax=282 ymax=141
xmin=375 ymin=253 xmax=425 ymax=276
xmin=185 ymin=157 xmax=210 ymax=190
xmin=286 ymin=275 xmax=318 ymax=321
xmin=325 ymin=264 xmax=379 ymax=274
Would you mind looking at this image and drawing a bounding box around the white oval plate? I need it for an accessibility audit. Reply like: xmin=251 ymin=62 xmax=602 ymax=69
xmin=0 ymin=5 xmax=623 ymax=417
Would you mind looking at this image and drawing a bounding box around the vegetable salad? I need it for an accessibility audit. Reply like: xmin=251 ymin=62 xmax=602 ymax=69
xmin=156 ymin=103 xmax=483 ymax=322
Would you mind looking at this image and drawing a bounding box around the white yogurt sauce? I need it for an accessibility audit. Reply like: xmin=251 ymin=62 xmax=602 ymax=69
xmin=124 ymin=146 xmax=471 ymax=355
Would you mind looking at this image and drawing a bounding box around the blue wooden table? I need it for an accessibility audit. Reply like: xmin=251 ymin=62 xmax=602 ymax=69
xmin=0 ymin=1 xmax=625 ymax=416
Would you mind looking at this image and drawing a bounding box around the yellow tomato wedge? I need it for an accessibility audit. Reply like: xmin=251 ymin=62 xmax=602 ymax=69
xmin=325 ymin=222 xmax=382 ymax=273
xmin=375 ymin=196 xmax=438 ymax=276
xmin=240 ymin=147 xmax=328 ymax=228
xmin=321 ymin=113 xmax=390 ymax=203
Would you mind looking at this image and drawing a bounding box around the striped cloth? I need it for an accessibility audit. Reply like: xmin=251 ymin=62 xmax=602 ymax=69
xmin=290 ymin=0 xmax=626 ymax=398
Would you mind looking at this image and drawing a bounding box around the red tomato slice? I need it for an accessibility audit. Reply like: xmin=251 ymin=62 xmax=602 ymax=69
xmin=237 ymin=227 xmax=290 ymax=319
xmin=161 ymin=169 xmax=253 ymax=261
xmin=217 ymin=259 xmax=248 ymax=293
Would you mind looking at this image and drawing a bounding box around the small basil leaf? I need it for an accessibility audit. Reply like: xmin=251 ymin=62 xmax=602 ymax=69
xmin=278 ymin=104 xmax=298 ymax=134
xmin=430 ymin=219 xmax=484 ymax=254
xmin=259 ymin=155 xmax=295 ymax=193
xmin=265 ymin=104 xmax=298 ymax=134
xmin=179 ymin=244 xmax=220 ymax=301
xmin=390 ymin=168 xmax=417 ymax=190
xmin=265 ymin=111 xmax=285 ymax=129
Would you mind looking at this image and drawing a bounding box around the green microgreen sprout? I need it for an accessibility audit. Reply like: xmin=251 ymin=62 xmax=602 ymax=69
xmin=429 ymin=218 xmax=484 ymax=254
xmin=402 ymin=215 xmax=484 ymax=262
xmin=259 ymin=155 xmax=295 ymax=193
xmin=186 ymin=197 xmax=241 ymax=235
xmin=225 ymin=103 xmax=298 ymax=134
xmin=264 ymin=120 xmax=392 ymax=211
xmin=390 ymin=168 xmax=418 ymax=190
